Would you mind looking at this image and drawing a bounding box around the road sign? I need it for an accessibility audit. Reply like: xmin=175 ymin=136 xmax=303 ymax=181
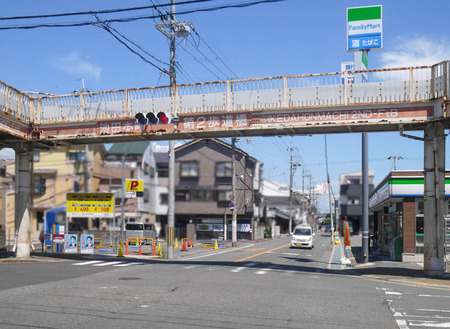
xmin=67 ymin=193 xmax=115 ymax=218
xmin=229 ymin=194 xmax=235 ymax=201
xmin=229 ymin=203 xmax=234 ymax=210
xmin=125 ymin=179 xmax=144 ymax=198
xmin=347 ymin=5 xmax=383 ymax=52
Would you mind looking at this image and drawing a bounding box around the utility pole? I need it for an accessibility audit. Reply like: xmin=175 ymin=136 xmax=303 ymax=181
xmin=388 ymin=155 xmax=403 ymax=170
xmin=288 ymin=145 xmax=298 ymax=234
xmin=231 ymin=137 xmax=237 ymax=247
xmin=156 ymin=0 xmax=192 ymax=259
xmin=167 ymin=0 xmax=176 ymax=260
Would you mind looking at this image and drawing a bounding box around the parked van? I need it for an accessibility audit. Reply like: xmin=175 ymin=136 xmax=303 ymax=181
xmin=125 ymin=222 xmax=157 ymax=245
xmin=291 ymin=225 xmax=314 ymax=249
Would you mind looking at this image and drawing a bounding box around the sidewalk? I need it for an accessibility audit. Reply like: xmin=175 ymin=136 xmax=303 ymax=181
xmin=345 ymin=234 xmax=450 ymax=289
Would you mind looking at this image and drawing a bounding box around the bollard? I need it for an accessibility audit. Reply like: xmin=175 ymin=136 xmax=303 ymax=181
xmin=157 ymin=242 xmax=162 ymax=256
xmin=174 ymin=238 xmax=179 ymax=249
xmin=124 ymin=238 xmax=128 ymax=255
xmin=139 ymin=239 xmax=142 ymax=256
xmin=118 ymin=242 xmax=124 ymax=257
xmin=214 ymin=240 xmax=218 ymax=250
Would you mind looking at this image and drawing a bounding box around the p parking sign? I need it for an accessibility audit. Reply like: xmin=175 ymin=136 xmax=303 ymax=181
xmin=125 ymin=179 xmax=144 ymax=198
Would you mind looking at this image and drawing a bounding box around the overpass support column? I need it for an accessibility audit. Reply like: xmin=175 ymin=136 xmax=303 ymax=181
xmin=423 ymin=121 xmax=446 ymax=276
xmin=14 ymin=149 xmax=32 ymax=258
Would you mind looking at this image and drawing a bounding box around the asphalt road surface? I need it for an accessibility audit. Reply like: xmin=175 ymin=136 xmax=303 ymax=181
xmin=0 ymin=233 xmax=449 ymax=328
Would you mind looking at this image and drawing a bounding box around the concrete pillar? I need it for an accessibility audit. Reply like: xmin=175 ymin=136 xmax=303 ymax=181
xmin=14 ymin=150 xmax=32 ymax=258
xmin=423 ymin=122 xmax=446 ymax=276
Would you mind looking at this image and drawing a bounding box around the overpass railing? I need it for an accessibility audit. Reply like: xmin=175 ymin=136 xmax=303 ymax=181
xmin=0 ymin=61 xmax=448 ymax=125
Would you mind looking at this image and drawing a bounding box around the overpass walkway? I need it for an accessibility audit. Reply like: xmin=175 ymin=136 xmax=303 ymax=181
xmin=0 ymin=61 xmax=448 ymax=145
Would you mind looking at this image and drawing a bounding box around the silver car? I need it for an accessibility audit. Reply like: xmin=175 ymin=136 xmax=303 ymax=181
xmin=125 ymin=222 xmax=157 ymax=245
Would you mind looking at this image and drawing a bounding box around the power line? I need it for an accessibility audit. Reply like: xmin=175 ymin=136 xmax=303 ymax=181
xmin=0 ymin=0 xmax=286 ymax=30
xmin=0 ymin=0 xmax=217 ymax=21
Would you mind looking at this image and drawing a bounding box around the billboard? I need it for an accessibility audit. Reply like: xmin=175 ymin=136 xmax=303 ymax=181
xmin=67 ymin=193 xmax=115 ymax=218
xmin=347 ymin=5 xmax=383 ymax=52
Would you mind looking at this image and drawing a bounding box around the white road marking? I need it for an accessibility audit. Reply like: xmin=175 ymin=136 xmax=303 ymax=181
xmin=409 ymin=320 xmax=450 ymax=327
xmin=182 ymin=244 xmax=254 ymax=260
xmin=114 ymin=262 xmax=143 ymax=267
xmin=183 ymin=265 xmax=197 ymax=269
xmin=231 ymin=262 xmax=256 ymax=273
xmin=282 ymin=252 xmax=299 ymax=256
xmin=72 ymin=260 xmax=104 ymax=266
xmin=93 ymin=261 xmax=123 ymax=267
xmin=395 ymin=319 xmax=410 ymax=329
xmin=419 ymin=294 xmax=450 ymax=299
xmin=386 ymin=291 xmax=403 ymax=295
xmin=255 ymin=264 xmax=277 ymax=275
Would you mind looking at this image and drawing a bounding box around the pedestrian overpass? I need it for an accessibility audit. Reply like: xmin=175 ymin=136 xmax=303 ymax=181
xmin=1 ymin=61 xmax=449 ymax=276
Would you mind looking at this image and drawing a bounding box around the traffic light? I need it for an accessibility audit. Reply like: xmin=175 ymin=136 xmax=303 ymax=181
xmin=39 ymin=177 xmax=46 ymax=195
xmin=135 ymin=112 xmax=171 ymax=125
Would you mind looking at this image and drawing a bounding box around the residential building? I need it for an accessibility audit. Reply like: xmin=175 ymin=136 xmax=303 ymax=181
xmin=261 ymin=179 xmax=309 ymax=235
xmin=173 ymin=139 xmax=263 ymax=241
xmin=97 ymin=141 xmax=158 ymax=232
xmin=0 ymin=145 xmax=104 ymax=248
xmin=339 ymin=170 xmax=375 ymax=234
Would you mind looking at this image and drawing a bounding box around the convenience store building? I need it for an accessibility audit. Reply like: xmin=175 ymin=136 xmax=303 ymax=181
xmin=369 ymin=170 xmax=450 ymax=262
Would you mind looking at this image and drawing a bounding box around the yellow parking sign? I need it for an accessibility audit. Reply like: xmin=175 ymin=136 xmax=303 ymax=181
xmin=126 ymin=179 xmax=144 ymax=197
xmin=67 ymin=193 xmax=115 ymax=218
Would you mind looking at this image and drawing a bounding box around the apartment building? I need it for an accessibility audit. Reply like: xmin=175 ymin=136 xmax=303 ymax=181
xmin=339 ymin=170 xmax=375 ymax=234
xmin=173 ymin=139 xmax=263 ymax=241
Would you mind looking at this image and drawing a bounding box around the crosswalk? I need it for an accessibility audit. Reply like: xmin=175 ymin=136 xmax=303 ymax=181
xmin=380 ymin=287 xmax=450 ymax=328
xmin=72 ymin=260 xmax=144 ymax=267
xmin=71 ymin=259 xmax=327 ymax=276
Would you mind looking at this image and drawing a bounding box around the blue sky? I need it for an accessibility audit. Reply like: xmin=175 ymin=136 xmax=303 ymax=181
xmin=0 ymin=0 xmax=449 ymax=212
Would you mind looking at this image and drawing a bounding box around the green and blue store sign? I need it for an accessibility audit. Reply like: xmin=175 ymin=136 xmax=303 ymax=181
xmin=369 ymin=177 xmax=450 ymax=208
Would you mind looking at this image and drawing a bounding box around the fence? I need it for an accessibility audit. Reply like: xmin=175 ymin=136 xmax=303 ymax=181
xmin=0 ymin=61 xmax=448 ymax=126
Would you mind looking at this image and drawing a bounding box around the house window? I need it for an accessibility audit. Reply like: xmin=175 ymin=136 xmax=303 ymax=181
xmin=33 ymin=152 xmax=40 ymax=162
xmin=216 ymin=162 xmax=232 ymax=177
xmin=180 ymin=162 xmax=199 ymax=177
xmin=144 ymin=188 xmax=149 ymax=202
xmin=150 ymin=166 xmax=155 ymax=178
xmin=144 ymin=163 xmax=149 ymax=175
xmin=157 ymin=163 xmax=168 ymax=177
xmin=218 ymin=190 xmax=232 ymax=202
xmin=160 ymin=193 xmax=168 ymax=204
xmin=191 ymin=190 xmax=215 ymax=201
xmin=69 ymin=152 xmax=86 ymax=161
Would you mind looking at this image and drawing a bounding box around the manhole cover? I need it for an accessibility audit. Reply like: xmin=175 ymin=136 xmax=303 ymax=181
xmin=118 ymin=277 xmax=142 ymax=281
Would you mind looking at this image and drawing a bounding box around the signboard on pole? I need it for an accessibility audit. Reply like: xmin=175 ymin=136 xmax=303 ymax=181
xmin=125 ymin=179 xmax=144 ymax=198
xmin=341 ymin=61 xmax=355 ymax=84
xmin=347 ymin=5 xmax=383 ymax=52
xmin=67 ymin=193 xmax=115 ymax=218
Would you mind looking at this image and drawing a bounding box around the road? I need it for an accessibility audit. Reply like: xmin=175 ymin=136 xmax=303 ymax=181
xmin=0 ymin=233 xmax=449 ymax=328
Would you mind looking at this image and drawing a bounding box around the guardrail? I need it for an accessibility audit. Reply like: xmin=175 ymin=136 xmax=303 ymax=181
xmin=0 ymin=61 xmax=448 ymax=127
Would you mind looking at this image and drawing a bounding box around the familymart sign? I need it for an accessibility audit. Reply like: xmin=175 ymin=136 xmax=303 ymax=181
xmin=347 ymin=5 xmax=383 ymax=51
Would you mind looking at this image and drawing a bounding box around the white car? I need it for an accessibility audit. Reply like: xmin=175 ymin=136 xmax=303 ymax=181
xmin=291 ymin=225 xmax=314 ymax=249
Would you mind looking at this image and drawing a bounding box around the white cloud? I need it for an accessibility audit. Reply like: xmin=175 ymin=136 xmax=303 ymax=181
xmin=379 ymin=35 xmax=450 ymax=68
xmin=0 ymin=148 xmax=15 ymax=159
xmin=55 ymin=52 xmax=101 ymax=80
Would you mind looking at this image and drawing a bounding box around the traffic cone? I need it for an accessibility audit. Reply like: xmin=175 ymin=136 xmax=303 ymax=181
xmin=174 ymin=238 xmax=179 ymax=249
xmin=181 ymin=239 xmax=188 ymax=251
xmin=214 ymin=240 xmax=218 ymax=250
xmin=157 ymin=242 xmax=162 ymax=256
